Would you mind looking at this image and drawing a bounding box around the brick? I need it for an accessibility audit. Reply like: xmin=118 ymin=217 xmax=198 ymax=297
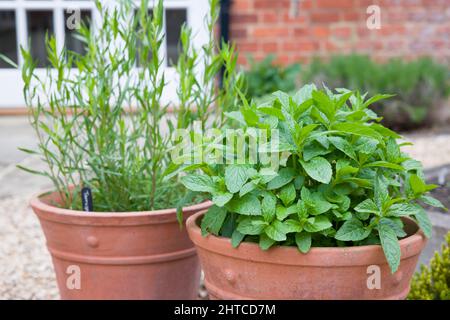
xmin=232 ymin=0 xmax=254 ymax=12
xmin=254 ymin=0 xmax=290 ymax=9
xmin=230 ymin=27 xmax=248 ymax=39
xmin=238 ymin=41 xmax=259 ymax=52
xmin=312 ymin=26 xmax=330 ymax=38
xmin=260 ymin=12 xmax=279 ymax=24
xmin=231 ymin=13 xmax=258 ymax=24
xmin=261 ymin=42 xmax=279 ymax=52
xmin=252 ymin=27 xmax=290 ymax=37
xmin=311 ymin=12 xmax=340 ymax=23
xmin=316 ymin=0 xmax=355 ymax=8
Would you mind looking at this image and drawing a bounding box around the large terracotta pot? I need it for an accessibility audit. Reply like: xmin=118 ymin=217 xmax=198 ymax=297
xmin=187 ymin=211 xmax=427 ymax=300
xmin=30 ymin=190 xmax=211 ymax=300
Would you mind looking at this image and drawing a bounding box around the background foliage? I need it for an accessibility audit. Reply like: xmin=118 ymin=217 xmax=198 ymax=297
xmin=244 ymin=54 xmax=450 ymax=131
xmin=408 ymin=231 xmax=450 ymax=300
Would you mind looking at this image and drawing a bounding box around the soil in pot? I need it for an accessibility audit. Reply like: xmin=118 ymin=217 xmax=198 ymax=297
xmin=31 ymin=190 xmax=211 ymax=300
xmin=187 ymin=211 xmax=427 ymax=300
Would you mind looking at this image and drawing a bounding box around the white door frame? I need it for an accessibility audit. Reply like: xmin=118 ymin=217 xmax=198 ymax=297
xmin=0 ymin=0 xmax=210 ymax=108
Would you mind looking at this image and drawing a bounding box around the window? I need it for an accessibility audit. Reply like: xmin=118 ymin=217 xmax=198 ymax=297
xmin=0 ymin=0 xmax=210 ymax=108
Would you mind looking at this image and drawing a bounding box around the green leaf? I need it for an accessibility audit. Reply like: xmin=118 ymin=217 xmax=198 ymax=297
xmin=386 ymin=138 xmax=401 ymax=163
xmin=374 ymin=173 xmax=389 ymax=209
xmin=281 ymin=219 xmax=302 ymax=233
xmin=410 ymin=174 xmax=437 ymax=195
xmin=328 ymin=136 xmax=356 ymax=160
xmin=225 ymin=165 xmax=248 ymax=193
xmin=212 ymin=192 xmax=233 ymax=207
xmin=335 ymin=218 xmax=371 ymax=241
xmin=303 ymin=142 xmax=330 ymax=162
xmin=267 ymin=167 xmax=296 ymax=190
xmin=295 ymin=232 xmax=312 ymax=253
xmin=239 ymin=181 xmax=257 ymax=197
xmin=259 ymin=233 xmax=275 ymax=250
xmin=231 ymin=230 xmax=245 ymax=248
xmin=332 ymin=122 xmax=382 ymax=140
xmin=201 ymin=205 xmax=227 ymax=236
xmin=261 ymin=193 xmax=277 ymax=221
xmin=304 ymin=215 xmax=332 ymax=232
xmin=278 ymin=183 xmax=296 ymax=206
xmin=387 ymin=203 xmax=416 ymax=217
xmin=237 ymin=217 xmax=267 ymax=235
xmin=312 ymin=89 xmax=335 ymax=121
xmin=264 ymin=220 xmax=287 ymax=241
xmin=413 ymin=205 xmax=432 ymax=238
xmin=276 ymin=204 xmax=297 ymax=220
xmin=420 ymin=195 xmax=446 ymax=210
xmin=379 ymin=217 xmax=406 ymax=238
xmin=363 ymin=161 xmax=404 ymax=171
xmin=227 ymin=194 xmax=261 ymax=215
xmin=300 ymin=156 xmax=332 ymax=184
xmin=181 ymin=174 xmax=215 ymax=193
xmin=378 ymin=221 xmax=401 ymax=273
xmin=354 ymin=199 xmax=379 ymax=214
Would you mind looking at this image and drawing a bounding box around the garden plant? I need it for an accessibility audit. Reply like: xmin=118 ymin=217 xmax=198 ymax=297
xmin=17 ymin=0 xmax=242 ymax=299
xmin=181 ymin=84 xmax=445 ymax=299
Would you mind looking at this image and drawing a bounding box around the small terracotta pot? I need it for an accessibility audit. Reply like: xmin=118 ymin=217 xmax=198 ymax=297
xmin=187 ymin=211 xmax=427 ymax=300
xmin=31 ymin=190 xmax=211 ymax=300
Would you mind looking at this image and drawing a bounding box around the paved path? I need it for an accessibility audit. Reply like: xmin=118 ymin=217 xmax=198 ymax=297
xmin=1 ymin=116 xmax=450 ymax=299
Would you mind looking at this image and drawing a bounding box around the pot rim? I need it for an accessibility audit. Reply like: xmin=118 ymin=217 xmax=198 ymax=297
xmin=186 ymin=210 xmax=427 ymax=266
xmin=30 ymin=189 xmax=212 ymax=218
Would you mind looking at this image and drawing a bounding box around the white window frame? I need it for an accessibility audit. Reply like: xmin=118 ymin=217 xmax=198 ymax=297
xmin=0 ymin=0 xmax=210 ymax=108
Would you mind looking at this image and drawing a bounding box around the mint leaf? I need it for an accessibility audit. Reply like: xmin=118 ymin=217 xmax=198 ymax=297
xmin=374 ymin=173 xmax=389 ymax=208
xmin=379 ymin=217 xmax=406 ymax=238
xmin=264 ymin=220 xmax=287 ymax=241
xmin=387 ymin=203 xmax=416 ymax=217
xmin=181 ymin=174 xmax=215 ymax=193
xmin=267 ymin=167 xmax=296 ymax=190
xmin=237 ymin=217 xmax=267 ymax=235
xmin=261 ymin=193 xmax=277 ymax=221
xmin=259 ymin=233 xmax=275 ymax=250
xmin=212 ymin=192 xmax=233 ymax=207
xmin=304 ymin=215 xmax=332 ymax=232
xmin=300 ymin=156 xmax=332 ymax=184
xmin=295 ymin=232 xmax=312 ymax=253
xmin=225 ymin=165 xmax=248 ymax=193
xmin=420 ymin=195 xmax=446 ymax=210
xmin=278 ymin=183 xmax=296 ymax=206
xmin=328 ymin=136 xmax=356 ymax=160
xmin=354 ymin=199 xmax=379 ymax=214
xmin=378 ymin=221 xmax=401 ymax=273
xmin=335 ymin=218 xmax=371 ymax=241
xmin=201 ymin=205 xmax=227 ymax=236
xmin=413 ymin=205 xmax=432 ymax=238
xmin=231 ymin=230 xmax=245 ymax=248
xmin=227 ymin=194 xmax=261 ymax=216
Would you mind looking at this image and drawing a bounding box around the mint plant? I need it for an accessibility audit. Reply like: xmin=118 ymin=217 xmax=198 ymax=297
xmin=180 ymin=85 xmax=446 ymax=273
xmin=17 ymin=0 xmax=242 ymax=212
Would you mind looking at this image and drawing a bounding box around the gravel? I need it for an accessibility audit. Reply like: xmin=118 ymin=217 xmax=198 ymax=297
xmin=1 ymin=128 xmax=450 ymax=300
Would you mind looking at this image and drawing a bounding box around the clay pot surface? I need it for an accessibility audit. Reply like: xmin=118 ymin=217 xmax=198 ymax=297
xmin=187 ymin=210 xmax=426 ymax=300
xmin=31 ymin=190 xmax=211 ymax=300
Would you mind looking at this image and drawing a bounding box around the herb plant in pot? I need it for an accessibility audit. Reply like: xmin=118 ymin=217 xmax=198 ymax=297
xmin=20 ymin=0 xmax=241 ymax=299
xmin=181 ymin=85 xmax=445 ymax=300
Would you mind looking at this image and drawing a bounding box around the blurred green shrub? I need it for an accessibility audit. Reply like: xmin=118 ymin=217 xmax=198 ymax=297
xmin=304 ymin=55 xmax=450 ymax=130
xmin=244 ymin=54 xmax=450 ymax=131
xmin=408 ymin=232 xmax=450 ymax=300
xmin=244 ymin=54 xmax=300 ymax=99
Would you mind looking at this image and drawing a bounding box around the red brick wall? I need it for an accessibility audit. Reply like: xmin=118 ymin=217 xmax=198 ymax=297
xmin=230 ymin=0 xmax=450 ymax=66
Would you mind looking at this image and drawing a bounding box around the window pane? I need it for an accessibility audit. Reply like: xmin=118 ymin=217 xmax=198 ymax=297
xmin=64 ymin=9 xmax=91 ymax=55
xmin=166 ymin=9 xmax=186 ymax=66
xmin=27 ymin=10 xmax=54 ymax=67
xmin=0 ymin=11 xmax=17 ymax=68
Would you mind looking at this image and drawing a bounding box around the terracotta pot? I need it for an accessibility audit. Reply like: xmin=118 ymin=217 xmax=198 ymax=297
xmin=187 ymin=211 xmax=427 ymax=300
xmin=30 ymin=190 xmax=211 ymax=300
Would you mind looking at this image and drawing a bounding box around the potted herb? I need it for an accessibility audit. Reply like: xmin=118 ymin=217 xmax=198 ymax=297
xmin=181 ymin=85 xmax=445 ymax=299
xmin=20 ymin=0 xmax=241 ymax=299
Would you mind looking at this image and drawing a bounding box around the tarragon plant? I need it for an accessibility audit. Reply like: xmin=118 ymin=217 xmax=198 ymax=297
xmin=17 ymin=0 xmax=243 ymax=212
xmin=180 ymin=85 xmax=446 ymax=273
